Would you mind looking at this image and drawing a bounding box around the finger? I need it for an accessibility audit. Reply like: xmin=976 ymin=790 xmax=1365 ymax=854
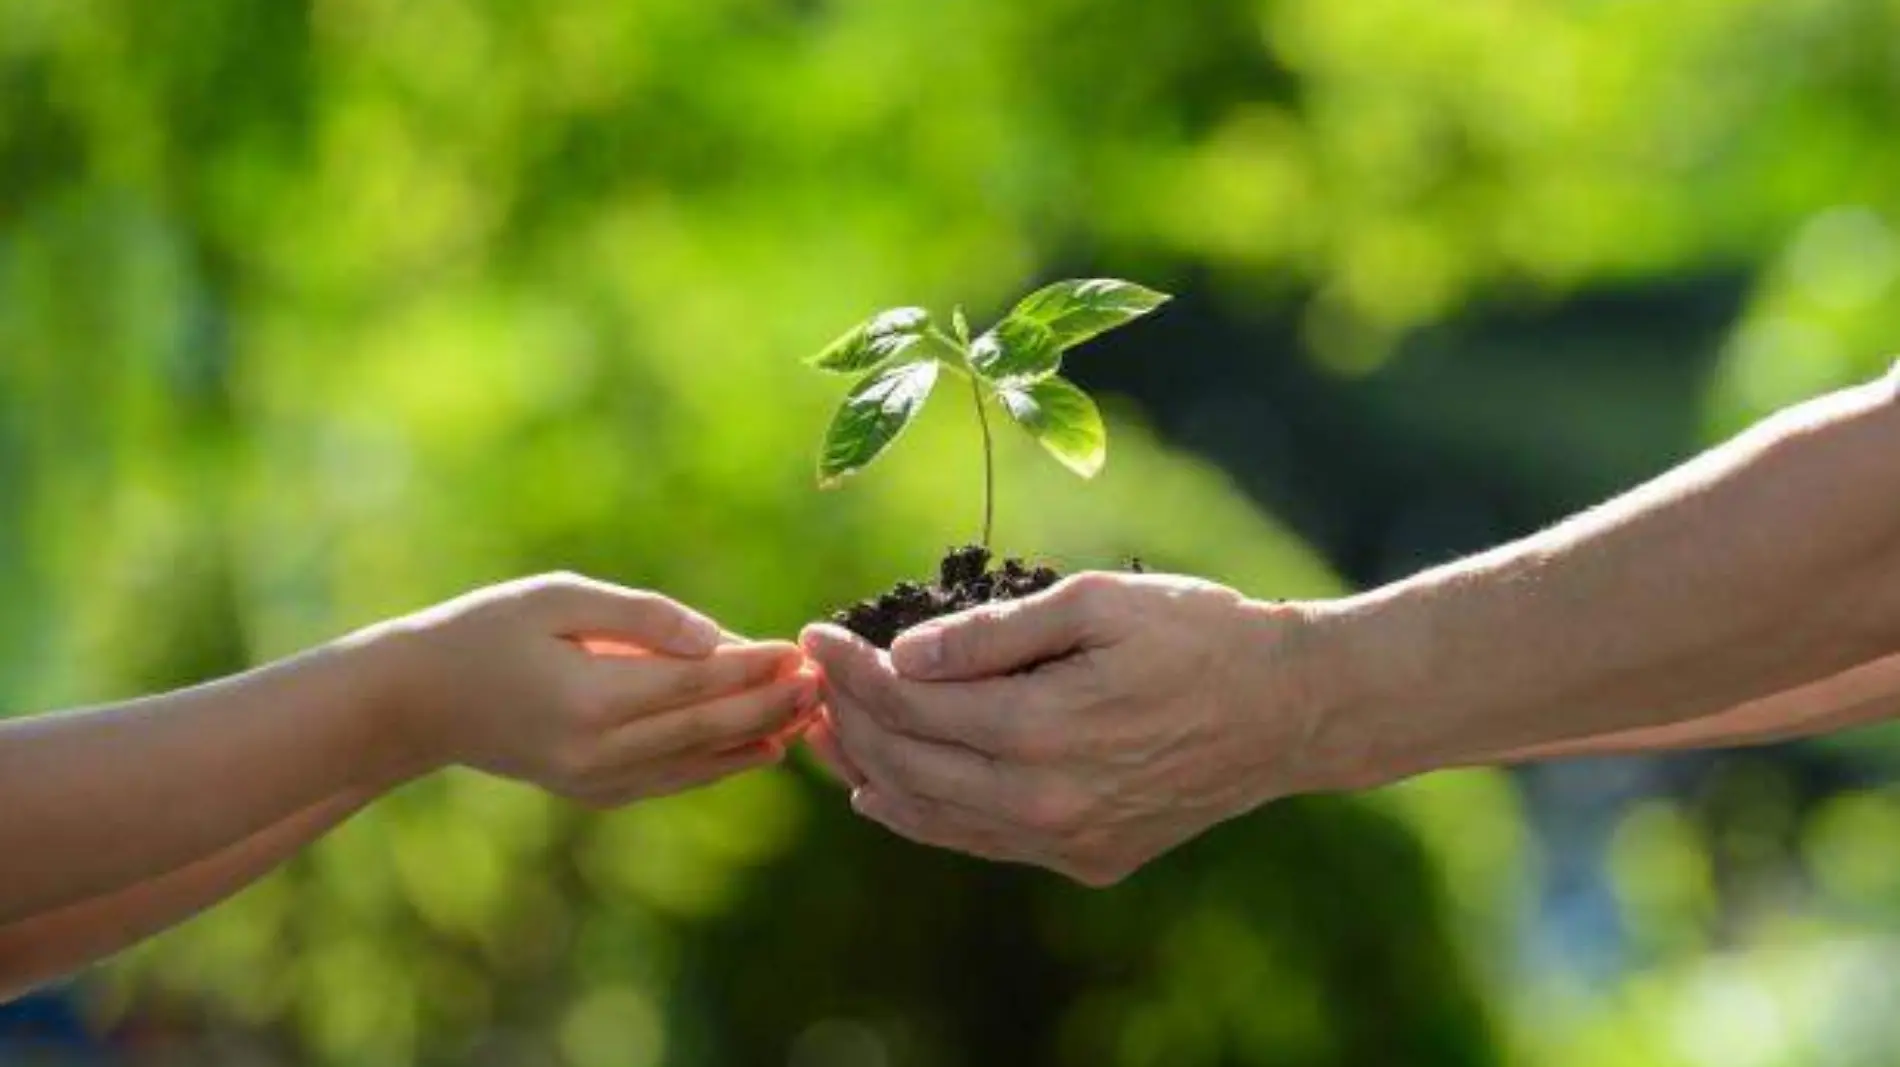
xmin=873 ymin=672 xmax=1059 ymax=756
xmin=890 ymin=576 xmax=1101 ymax=681
xmin=804 ymin=622 xmax=1054 ymax=756
xmin=530 ymin=576 xmax=724 ymax=657
xmin=767 ymin=701 xmax=822 ymax=751
xmin=820 ymin=686 xmax=916 ymax=786
xmin=587 ymin=641 xmax=802 ymax=722
xmin=597 ymin=672 xmax=818 ymax=764
xmin=578 ymin=744 xmax=785 ymax=808
xmin=799 ymin=708 xmax=866 ymax=787
xmin=827 ymin=695 xmax=1040 ymax=815
xmin=799 ymin=624 xmax=890 ymax=694
xmin=580 ymin=626 xmax=751 ymax=658
xmin=800 ymin=625 xmax=911 ymax=726
xmin=850 ymin=787 xmax=1029 ymax=866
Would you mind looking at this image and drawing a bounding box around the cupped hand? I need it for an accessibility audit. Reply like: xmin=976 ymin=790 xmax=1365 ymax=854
xmin=369 ymin=572 xmax=814 ymax=806
xmin=800 ymin=572 xmax=1322 ymax=885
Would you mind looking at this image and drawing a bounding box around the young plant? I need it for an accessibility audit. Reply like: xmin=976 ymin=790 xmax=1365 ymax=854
xmin=806 ymin=278 xmax=1170 ymax=550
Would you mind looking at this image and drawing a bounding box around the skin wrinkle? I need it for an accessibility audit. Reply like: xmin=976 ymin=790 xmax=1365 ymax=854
xmin=803 ymin=367 xmax=1900 ymax=886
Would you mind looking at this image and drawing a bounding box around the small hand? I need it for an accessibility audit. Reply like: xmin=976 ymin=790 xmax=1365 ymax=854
xmin=801 ymin=572 xmax=1319 ymax=885
xmin=369 ymin=572 xmax=813 ymax=806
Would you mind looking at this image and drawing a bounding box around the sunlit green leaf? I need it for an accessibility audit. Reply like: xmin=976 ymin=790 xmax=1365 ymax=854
xmin=808 ymin=307 xmax=932 ymax=374
xmin=968 ymin=315 xmax=1061 ymax=385
xmin=997 ymin=375 xmax=1106 ymax=478
xmin=1009 ymin=278 xmax=1171 ymax=351
xmin=818 ymin=360 xmax=942 ymax=486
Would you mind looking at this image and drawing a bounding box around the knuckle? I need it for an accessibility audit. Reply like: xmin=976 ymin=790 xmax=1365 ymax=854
xmin=652 ymin=604 xmax=694 ymax=639
xmin=624 ymin=590 xmax=674 ymax=622
xmin=946 ymin=605 xmax=1006 ymax=661
xmin=545 ymin=570 xmax=587 ymax=588
xmin=1061 ymin=572 xmax=1119 ymax=613
xmin=493 ymin=577 xmax=548 ymax=612
xmin=511 ymin=573 xmax=580 ymax=615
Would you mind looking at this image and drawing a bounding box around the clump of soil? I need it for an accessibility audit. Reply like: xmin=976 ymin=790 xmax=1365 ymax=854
xmin=832 ymin=545 xmax=1062 ymax=649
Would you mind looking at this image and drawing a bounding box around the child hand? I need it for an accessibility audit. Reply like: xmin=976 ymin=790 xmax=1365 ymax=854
xmin=361 ymin=573 xmax=812 ymax=806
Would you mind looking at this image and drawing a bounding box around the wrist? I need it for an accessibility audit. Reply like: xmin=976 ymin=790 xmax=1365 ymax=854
xmin=1238 ymin=587 xmax=1435 ymax=795
xmin=327 ymin=621 xmax=450 ymax=787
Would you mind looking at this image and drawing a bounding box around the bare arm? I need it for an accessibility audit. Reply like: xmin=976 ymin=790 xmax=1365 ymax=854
xmin=0 ymin=789 xmax=370 ymax=1001
xmin=1489 ymin=651 xmax=1900 ymax=762
xmin=0 ymin=643 xmax=405 ymax=927
xmin=1308 ymin=365 xmax=1900 ymax=785
xmin=0 ymin=573 xmax=814 ymax=996
xmin=806 ymin=365 xmax=1900 ymax=885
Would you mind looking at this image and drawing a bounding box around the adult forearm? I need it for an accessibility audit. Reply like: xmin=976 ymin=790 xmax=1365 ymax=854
xmin=1297 ymin=368 xmax=1900 ymax=788
xmin=0 ymin=636 xmax=412 ymax=924
xmin=1486 ymin=651 xmax=1900 ymax=763
xmin=0 ymin=789 xmax=372 ymax=1001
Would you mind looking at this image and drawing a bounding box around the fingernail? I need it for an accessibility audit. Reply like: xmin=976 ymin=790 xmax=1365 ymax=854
xmin=892 ymin=627 xmax=943 ymax=678
xmin=798 ymin=624 xmax=836 ymax=651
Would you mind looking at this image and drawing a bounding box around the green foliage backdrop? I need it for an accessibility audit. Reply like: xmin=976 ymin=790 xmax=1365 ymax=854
xmin=5 ymin=0 xmax=1900 ymax=1064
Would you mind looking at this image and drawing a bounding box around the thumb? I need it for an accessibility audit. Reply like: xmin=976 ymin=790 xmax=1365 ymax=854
xmin=532 ymin=575 xmax=723 ymax=658
xmin=890 ymin=579 xmax=1094 ymax=681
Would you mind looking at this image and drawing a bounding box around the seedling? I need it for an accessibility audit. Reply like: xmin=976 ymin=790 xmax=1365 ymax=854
xmin=807 ymin=278 xmax=1171 ymax=550
xmin=805 ymin=278 xmax=1171 ymax=647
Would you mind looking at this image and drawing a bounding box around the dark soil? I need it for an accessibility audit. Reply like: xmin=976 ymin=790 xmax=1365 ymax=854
xmin=831 ymin=545 xmax=1063 ymax=649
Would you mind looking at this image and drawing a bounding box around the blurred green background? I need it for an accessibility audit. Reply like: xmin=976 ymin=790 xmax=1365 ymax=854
xmin=6 ymin=0 xmax=1900 ymax=1063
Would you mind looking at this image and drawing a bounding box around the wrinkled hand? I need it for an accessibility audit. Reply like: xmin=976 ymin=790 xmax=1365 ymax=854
xmin=801 ymin=572 xmax=1319 ymax=886
xmin=368 ymin=572 xmax=813 ymax=807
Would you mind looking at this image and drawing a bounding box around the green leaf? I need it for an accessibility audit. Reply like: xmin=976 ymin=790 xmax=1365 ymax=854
xmin=807 ymin=307 xmax=931 ymax=374
xmin=968 ymin=315 xmax=1061 ymax=386
xmin=952 ymin=306 xmax=970 ymax=346
xmin=818 ymin=360 xmax=942 ymax=487
xmin=997 ymin=376 xmax=1107 ymax=478
xmin=1008 ymin=278 xmax=1171 ymax=351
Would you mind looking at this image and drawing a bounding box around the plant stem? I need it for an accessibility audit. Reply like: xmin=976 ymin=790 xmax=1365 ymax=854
xmin=970 ymin=373 xmax=995 ymax=551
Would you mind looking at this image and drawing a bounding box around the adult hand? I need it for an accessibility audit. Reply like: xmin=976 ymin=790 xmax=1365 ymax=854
xmin=801 ymin=572 xmax=1327 ymax=886
xmin=366 ymin=572 xmax=813 ymax=806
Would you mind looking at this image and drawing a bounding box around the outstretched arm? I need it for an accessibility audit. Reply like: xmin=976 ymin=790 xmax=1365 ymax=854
xmin=0 ymin=573 xmax=815 ymax=995
xmin=0 ymin=789 xmax=370 ymax=1001
xmin=803 ymin=364 xmax=1900 ymax=884
xmin=0 ymin=642 xmax=413 ymax=928
xmin=1306 ymin=362 xmax=1900 ymax=783
xmin=1489 ymin=651 xmax=1900 ymax=763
